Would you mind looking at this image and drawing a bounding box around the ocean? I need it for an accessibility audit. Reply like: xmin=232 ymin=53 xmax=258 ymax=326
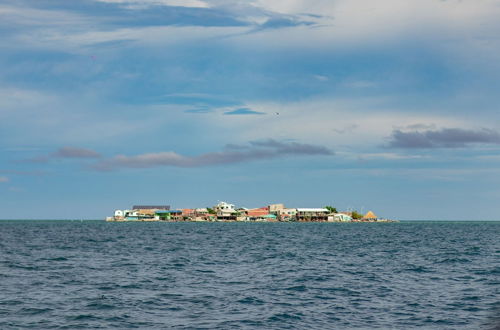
xmin=0 ymin=221 xmax=499 ymax=329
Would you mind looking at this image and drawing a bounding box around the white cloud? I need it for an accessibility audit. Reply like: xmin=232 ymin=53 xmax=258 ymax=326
xmin=313 ymin=74 xmax=329 ymax=81
xmin=251 ymin=0 xmax=334 ymax=15
xmin=226 ymin=0 xmax=500 ymax=67
xmin=0 ymin=5 xmax=90 ymax=28
xmin=0 ymin=87 xmax=55 ymax=107
xmin=96 ymin=0 xmax=210 ymax=8
xmin=0 ymin=176 xmax=9 ymax=183
xmin=13 ymin=25 xmax=249 ymax=51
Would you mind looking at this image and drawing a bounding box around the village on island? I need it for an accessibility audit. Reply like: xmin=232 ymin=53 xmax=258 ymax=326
xmin=106 ymin=202 xmax=397 ymax=223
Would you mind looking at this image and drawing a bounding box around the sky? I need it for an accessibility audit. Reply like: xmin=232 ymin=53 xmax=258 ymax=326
xmin=1 ymin=0 xmax=500 ymax=220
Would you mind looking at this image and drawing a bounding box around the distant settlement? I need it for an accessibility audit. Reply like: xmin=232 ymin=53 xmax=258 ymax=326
xmin=106 ymin=202 xmax=397 ymax=223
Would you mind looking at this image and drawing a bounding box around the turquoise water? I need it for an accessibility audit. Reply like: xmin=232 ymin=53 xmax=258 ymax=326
xmin=0 ymin=221 xmax=499 ymax=329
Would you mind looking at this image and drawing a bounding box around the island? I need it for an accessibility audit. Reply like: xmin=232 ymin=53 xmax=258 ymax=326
xmin=106 ymin=202 xmax=397 ymax=223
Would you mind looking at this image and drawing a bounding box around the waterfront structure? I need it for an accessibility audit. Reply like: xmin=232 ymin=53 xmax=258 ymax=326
xmin=262 ymin=214 xmax=278 ymax=221
xmin=296 ymin=208 xmax=330 ymax=222
xmin=269 ymin=204 xmax=285 ymax=214
xmin=244 ymin=207 xmax=275 ymax=221
xmin=182 ymin=209 xmax=195 ymax=217
xmin=277 ymin=208 xmax=297 ymax=221
xmin=246 ymin=207 xmax=269 ymax=217
xmin=156 ymin=210 xmax=182 ymax=221
xmin=363 ymin=211 xmax=378 ymax=221
xmin=330 ymin=213 xmax=353 ymax=222
xmin=214 ymin=201 xmax=235 ymax=215
xmin=213 ymin=201 xmax=238 ymax=220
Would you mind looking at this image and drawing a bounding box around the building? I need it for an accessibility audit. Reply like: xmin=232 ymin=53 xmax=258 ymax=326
xmin=132 ymin=205 xmax=170 ymax=210
xmin=268 ymin=204 xmax=285 ymax=214
xmin=114 ymin=210 xmax=124 ymax=218
xmin=182 ymin=209 xmax=195 ymax=216
xmin=363 ymin=211 xmax=378 ymax=221
xmin=329 ymin=213 xmax=353 ymax=222
xmin=246 ymin=207 xmax=269 ymax=217
xmin=262 ymin=214 xmax=278 ymax=222
xmin=277 ymin=208 xmax=297 ymax=221
xmin=296 ymin=208 xmax=329 ymax=222
xmin=155 ymin=210 xmax=182 ymax=221
xmin=136 ymin=209 xmax=157 ymax=217
xmin=214 ymin=201 xmax=236 ymax=219
xmin=195 ymin=208 xmax=209 ymax=214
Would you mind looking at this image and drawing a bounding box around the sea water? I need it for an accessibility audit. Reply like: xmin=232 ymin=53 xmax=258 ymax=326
xmin=0 ymin=221 xmax=499 ymax=329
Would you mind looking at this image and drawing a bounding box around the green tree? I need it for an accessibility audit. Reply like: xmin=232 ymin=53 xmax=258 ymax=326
xmin=351 ymin=210 xmax=363 ymax=219
xmin=325 ymin=206 xmax=337 ymax=213
xmin=207 ymin=208 xmax=216 ymax=214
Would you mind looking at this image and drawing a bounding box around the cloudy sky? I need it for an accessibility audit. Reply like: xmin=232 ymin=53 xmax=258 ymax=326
xmin=1 ymin=0 xmax=500 ymax=220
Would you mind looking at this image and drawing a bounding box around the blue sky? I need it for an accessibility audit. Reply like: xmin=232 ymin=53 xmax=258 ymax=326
xmin=1 ymin=0 xmax=500 ymax=220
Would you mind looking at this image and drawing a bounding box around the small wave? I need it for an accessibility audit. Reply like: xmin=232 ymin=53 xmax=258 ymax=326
xmin=405 ymin=265 xmax=433 ymax=273
xmin=46 ymin=256 xmax=69 ymax=261
xmin=237 ymin=296 xmax=265 ymax=305
xmin=285 ymin=285 xmax=307 ymax=292
xmin=324 ymin=287 xmax=361 ymax=296
xmin=18 ymin=307 xmax=52 ymax=315
xmin=268 ymin=312 xmax=303 ymax=322
xmin=436 ymin=257 xmax=471 ymax=264
xmin=86 ymin=302 xmax=116 ymax=310
xmin=68 ymin=314 xmax=100 ymax=321
xmin=194 ymin=269 xmax=215 ymax=273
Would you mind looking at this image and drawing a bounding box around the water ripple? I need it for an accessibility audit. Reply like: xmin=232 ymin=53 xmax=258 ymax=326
xmin=0 ymin=220 xmax=499 ymax=329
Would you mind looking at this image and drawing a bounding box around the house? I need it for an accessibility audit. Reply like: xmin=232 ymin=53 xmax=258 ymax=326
xmin=155 ymin=210 xmax=182 ymax=221
xmin=296 ymin=208 xmax=329 ymax=222
xmin=277 ymin=208 xmax=297 ymax=221
xmin=329 ymin=213 xmax=353 ymax=222
xmin=214 ymin=201 xmax=236 ymax=215
xmin=246 ymin=207 xmax=269 ymax=217
xmin=137 ymin=209 xmax=157 ymax=217
xmin=182 ymin=209 xmax=195 ymax=216
xmin=195 ymin=208 xmax=209 ymax=215
xmin=268 ymin=204 xmax=285 ymax=214
xmin=213 ymin=201 xmax=237 ymax=220
xmin=113 ymin=210 xmax=125 ymax=220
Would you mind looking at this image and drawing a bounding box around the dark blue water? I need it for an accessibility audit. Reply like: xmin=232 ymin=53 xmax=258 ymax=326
xmin=0 ymin=221 xmax=499 ymax=329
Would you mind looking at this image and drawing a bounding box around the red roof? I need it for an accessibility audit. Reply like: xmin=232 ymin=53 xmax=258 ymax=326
xmin=246 ymin=208 xmax=270 ymax=217
xmin=182 ymin=209 xmax=195 ymax=215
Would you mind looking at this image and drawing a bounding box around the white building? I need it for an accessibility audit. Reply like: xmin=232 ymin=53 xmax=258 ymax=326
xmin=213 ymin=201 xmax=236 ymax=216
xmin=277 ymin=208 xmax=297 ymax=220
xmin=329 ymin=213 xmax=353 ymax=222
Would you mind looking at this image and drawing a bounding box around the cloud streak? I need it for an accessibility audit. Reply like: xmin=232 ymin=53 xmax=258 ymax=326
xmin=92 ymin=139 xmax=333 ymax=171
xmin=387 ymin=128 xmax=500 ymax=149
xmin=224 ymin=108 xmax=265 ymax=115
xmin=22 ymin=147 xmax=101 ymax=163
xmin=52 ymin=146 xmax=101 ymax=158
